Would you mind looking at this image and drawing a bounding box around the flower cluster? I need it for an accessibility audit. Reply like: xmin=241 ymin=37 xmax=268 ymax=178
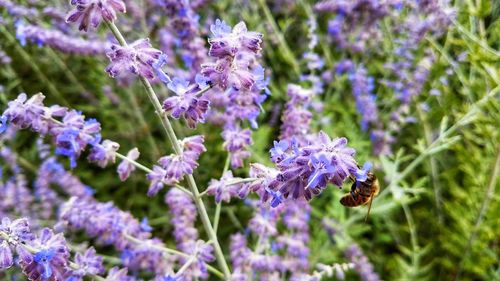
xmin=106 ymin=38 xmax=163 ymax=80
xmin=162 ymin=77 xmax=210 ymax=128
xmin=201 ymin=19 xmax=269 ymax=168
xmin=205 ymin=171 xmax=245 ymax=203
xmin=259 ymin=132 xmax=366 ymax=206
xmin=0 ymin=217 xmax=107 ymax=280
xmin=279 ymin=84 xmax=315 ymax=144
xmin=0 ymin=93 xmax=123 ymax=170
xmin=66 ymin=0 xmax=126 ymax=31
xmin=147 ymin=135 xmax=206 ymax=196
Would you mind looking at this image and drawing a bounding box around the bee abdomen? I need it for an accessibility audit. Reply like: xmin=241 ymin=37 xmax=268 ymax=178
xmin=340 ymin=193 xmax=370 ymax=207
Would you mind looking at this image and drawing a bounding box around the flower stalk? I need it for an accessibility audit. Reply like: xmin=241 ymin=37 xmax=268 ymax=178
xmin=104 ymin=20 xmax=231 ymax=278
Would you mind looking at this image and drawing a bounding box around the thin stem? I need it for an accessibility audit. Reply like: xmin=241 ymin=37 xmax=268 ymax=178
xmin=214 ymin=153 xmax=231 ymax=233
xmin=176 ymin=256 xmax=197 ymax=276
xmin=213 ymin=203 xmax=222 ymax=234
xmin=104 ymin=21 xmax=231 ymax=278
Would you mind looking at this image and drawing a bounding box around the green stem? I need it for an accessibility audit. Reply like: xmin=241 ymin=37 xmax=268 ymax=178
xmin=105 ymin=21 xmax=231 ymax=278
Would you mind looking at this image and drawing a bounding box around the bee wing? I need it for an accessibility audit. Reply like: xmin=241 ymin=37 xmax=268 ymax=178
xmin=364 ymin=192 xmax=375 ymax=222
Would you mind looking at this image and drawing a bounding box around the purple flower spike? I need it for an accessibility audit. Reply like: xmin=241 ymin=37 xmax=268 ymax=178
xmin=66 ymin=0 xmax=126 ymax=32
xmin=21 ymin=228 xmax=69 ymax=281
xmin=163 ymin=78 xmax=210 ymax=128
xmin=0 ymin=217 xmax=34 ymax=242
xmin=106 ymin=39 xmax=162 ymax=80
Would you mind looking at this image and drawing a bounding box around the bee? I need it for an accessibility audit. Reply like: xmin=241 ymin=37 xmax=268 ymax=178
xmin=340 ymin=172 xmax=380 ymax=222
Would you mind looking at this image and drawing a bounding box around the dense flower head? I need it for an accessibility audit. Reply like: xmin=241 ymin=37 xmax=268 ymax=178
xmin=208 ymin=19 xmax=263 ymax=57
xmin=0 ymin=217 xmax=34 ymax=243
xmin=106 ymin=38 xmax=162 ymax=80
xmin=0 ymin=93 xmax=111 ymax=169
xmin=66 ymin=0 xmax=127 ymax=31
xmin=260 ymin=132 xmax=365 ymax=206
xmin=20 ymin=228 xmax=70 ymax=281
xmin=147 ymin=135 xmax=205 ymax=196
xmin=280 ymin=84 xmax=314 ymax=142
xmin=163 ymin=77 xmax=210 ymax=128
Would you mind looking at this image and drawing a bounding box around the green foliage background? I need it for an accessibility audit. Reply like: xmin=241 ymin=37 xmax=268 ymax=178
xmin=0 ymin=0 xmax=499 ymax=280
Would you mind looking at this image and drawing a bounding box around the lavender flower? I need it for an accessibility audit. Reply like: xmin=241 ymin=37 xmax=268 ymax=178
xmin=20 ymin=228 xmax=70 ymax=281
xmin=260 ymin=131 xmax=363 ymax=206
xmin=163 ymin=77 xmax=210 ymax=128
xmin=117 ymin=148 xmax=139 ymax=181
xmin=88 ymin=138 xmax=119 ymax=168
xmin=66 ymin=0 xmax=126 ymax=31
xmin=106 ymin=39 xmax=162 ymax=80
xmin=222 ymin=127 xmax=253 ymax=169
xmin=206 ymin=171 xmax=243 ymax=203
xmin=68 ymin=247 xmax=104 ymax=280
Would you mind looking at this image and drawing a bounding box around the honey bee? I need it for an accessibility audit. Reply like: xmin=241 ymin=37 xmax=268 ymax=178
xmin=340 ymin=172 xmax=380 ymax=221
